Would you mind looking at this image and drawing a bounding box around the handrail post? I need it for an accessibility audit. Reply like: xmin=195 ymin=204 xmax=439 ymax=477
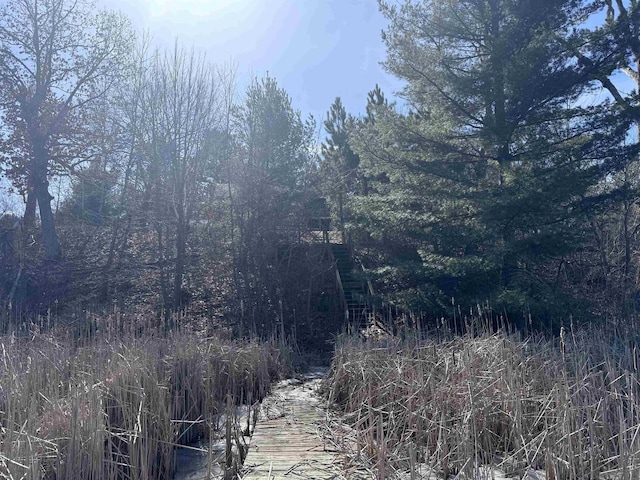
xmin=328 ymin=244 xmax=349 ymax=322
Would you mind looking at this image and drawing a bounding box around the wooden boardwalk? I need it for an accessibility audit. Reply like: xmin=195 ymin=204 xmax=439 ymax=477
xmin=240 ymin=369 xmax=342 ymax=480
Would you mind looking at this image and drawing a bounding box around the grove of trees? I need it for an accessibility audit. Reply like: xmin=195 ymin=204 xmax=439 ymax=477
xmin=323 ymin=0 xmax=640 ymax=328
xmin=2 ymin=0 xmax=640 ymax=338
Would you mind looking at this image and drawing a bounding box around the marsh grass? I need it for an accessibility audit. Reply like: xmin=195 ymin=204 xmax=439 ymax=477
xmin=0 ymin=314 xmax=287 ymax=480
xmin=323 ymin=320 xmax=640 ymax=479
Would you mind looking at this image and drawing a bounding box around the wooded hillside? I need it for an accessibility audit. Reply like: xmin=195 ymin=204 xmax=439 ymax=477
xmin=2 ymin=0 xmax=640 ymax=337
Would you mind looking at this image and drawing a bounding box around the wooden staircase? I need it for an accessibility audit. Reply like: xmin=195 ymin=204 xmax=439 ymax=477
xmin=331 ymin=243 xmax=372 ymax=328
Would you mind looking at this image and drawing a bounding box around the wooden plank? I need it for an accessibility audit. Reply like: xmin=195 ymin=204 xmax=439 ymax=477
xmin=239 ymin=372 xmax=343 ymax=480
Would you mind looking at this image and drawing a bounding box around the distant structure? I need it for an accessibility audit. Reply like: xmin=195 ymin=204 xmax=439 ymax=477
xmin=305 ymin=197 xmax=331 ymax=243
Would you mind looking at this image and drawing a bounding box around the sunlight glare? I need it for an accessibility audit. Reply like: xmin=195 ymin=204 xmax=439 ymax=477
xmin=147 ymin=0 xmax=240 ymax=18
xmin=139 ymin=0 xmax=300 ymax=71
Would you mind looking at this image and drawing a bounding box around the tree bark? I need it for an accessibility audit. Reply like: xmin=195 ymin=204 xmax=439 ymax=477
xmin=23 ymin=188 xmax=37 ymax=230
xmin=173 ymin=206 xmax=187 ymax=312
xmin=32 ymin=137 xmax=62 ymax=259
xmin=156 ymin=223 xmax=172 ymax=329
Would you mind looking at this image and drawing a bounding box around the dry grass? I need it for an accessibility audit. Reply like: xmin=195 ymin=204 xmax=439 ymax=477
xmin=0 ymin=318 xmax=287 ymax=480
xmin=323 ymin=322 xmax=640 ymax=479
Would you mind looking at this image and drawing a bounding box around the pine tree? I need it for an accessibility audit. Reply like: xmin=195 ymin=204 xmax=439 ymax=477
xmin=580 ymin=0 xmax=640 ymax=316
xmin=320 ymin=97 xmax=360 ymax=232
xmin=231 ymin=75 xmax=315 ymax=334
xmin=365 ymin=84 xmax=387 ymax=124
xmin=349 ymin=0 xmax=631 ymax=322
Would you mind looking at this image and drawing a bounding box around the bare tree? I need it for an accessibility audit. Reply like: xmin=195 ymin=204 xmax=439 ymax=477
xmin=0 ymin=0 xmax=132 ymax=259
xmin=137 ymin=45 xmax=226 ymax=322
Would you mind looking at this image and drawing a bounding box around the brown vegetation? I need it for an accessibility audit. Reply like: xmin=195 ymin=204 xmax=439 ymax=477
xmin=324 ymin=322 xmax=640 ymax=479
xmin=0 ymin=316 xmax=289 ymax=480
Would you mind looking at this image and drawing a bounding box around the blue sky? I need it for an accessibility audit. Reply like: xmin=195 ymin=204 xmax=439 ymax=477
xmin=1 ymin=0 xmax=405 ymax=210
xmin=104 ymin=0 xmax=405 ymax=128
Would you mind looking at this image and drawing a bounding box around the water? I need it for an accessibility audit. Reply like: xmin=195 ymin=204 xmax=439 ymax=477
xmin=173 ymin=439 xmax=224 ymax=480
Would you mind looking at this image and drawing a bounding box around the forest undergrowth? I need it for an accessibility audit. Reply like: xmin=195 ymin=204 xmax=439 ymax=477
xmin=323 ymin=319 xmax=640 ymax=480
xmin=0 ymin=311 xmax=292 ymax=480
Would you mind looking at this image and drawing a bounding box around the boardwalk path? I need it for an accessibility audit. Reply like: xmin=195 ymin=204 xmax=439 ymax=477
xmin=240 ymin=368 xmax=342 ymax=480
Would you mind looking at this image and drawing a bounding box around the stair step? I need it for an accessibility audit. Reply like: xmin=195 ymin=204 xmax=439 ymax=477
xmin=344 ymin=290 xmax=366 ymax=296
xmin=333 ymin=243 xmax=375 ymax=325
xmin=345 ymin=293 xmax=364 ymax=299
xmin=345 ymin=295 xmax=362 ymax=300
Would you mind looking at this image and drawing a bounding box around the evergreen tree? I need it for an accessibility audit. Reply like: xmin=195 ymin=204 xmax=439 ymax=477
xmin=365 ymin=84 xmax=387 ymax=124
xmin=350 ymin=0 xmax=631 ymax=322
xmin=580 ymin=0 xmax=640 ymax=316
xmin=320 ymin=97 xmax=360 ymax=232
xmin=231 ymin=75 xmax=315 ymax=334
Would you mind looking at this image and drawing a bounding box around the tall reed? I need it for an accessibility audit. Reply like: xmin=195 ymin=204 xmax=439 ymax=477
xmin=324 ymin=323 xmax=640 ymax=479
xmin=0 ymin=323 xmax=286 ymax=480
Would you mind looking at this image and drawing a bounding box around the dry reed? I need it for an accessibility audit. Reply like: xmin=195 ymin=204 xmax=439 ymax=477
xmin=0 ymin=318 xmax=287 ymax=480
xmin=323 ymin=322 xmax=640 ymax=479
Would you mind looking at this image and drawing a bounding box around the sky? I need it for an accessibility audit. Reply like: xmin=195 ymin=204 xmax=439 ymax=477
xmin=1 ymin=0 xmax=406 ymax=210
xmin=102 ymin=0 xmax=406 ymax=130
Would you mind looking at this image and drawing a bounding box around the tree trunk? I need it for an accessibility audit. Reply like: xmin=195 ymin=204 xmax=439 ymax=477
xmin=23 ymin=188 xmax=36 ymax=230
xmin=100 ymin=220 xmax=120 ymax=302
xmin=487 ymin=0 xmax=516 ymax=291
xmin=33 ymin=138 xmax=62 ymax=259
xmin=623 ymin=194 xmax=633 ymax=315
xmin=156 ymin=223 xmax=172 ymax=330
xmin=173 ymin=208 xmax=187 ymax=312
xmin=101 ymin=151 xmax=136 ymax=302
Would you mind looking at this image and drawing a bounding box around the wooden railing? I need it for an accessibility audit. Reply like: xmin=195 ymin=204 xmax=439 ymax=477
xmin=327 ymin=244 xmax=349 ymax=322
xmin=347 ymin=237 xmax=398 ymax=332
